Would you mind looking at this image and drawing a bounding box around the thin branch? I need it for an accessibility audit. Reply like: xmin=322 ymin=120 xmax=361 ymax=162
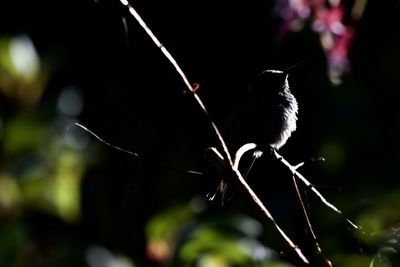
xmin=207 ymin=147 xmax=309 ymax=264
xmin=120 ymin=0 xmax=232 ymax=166
xmin=235 ymin=143 xmax=361 ymax=265
xmin=235 ymin=143 xmax=323 ymax=255
xmin=272 ymin=149 xmax=359 ymax=230
xmin=120 ymin=1 xmax=309 ymax=264
xmin=233 ymin=166 xmax=310 ymax=264
xmin=291 ymin=173 xmax=322 ymax=254
xmin=234 ymin=143 xmax=257 ymax=169
xmin=290 ymin=176 xmax=333 ymax=266
xmin=72 ymin=123 xmax=140 ymax=158
xmin=234 ymin=143 xmax=359 ymax=230
xmin=71 ymin=123 xmax=203 ymax=175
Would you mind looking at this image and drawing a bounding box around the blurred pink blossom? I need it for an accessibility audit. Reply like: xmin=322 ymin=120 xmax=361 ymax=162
xmin=275 ymin=0 xmax=365 ymax=84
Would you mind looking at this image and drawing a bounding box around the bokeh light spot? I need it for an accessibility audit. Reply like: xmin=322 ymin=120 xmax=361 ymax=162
xmin=9 ymin=35 xmax=40 ymax=79
xmin=320 ymin=142 xmax=346 ymax=171
xmin=57 ymin=86 xmax=84 ymax=117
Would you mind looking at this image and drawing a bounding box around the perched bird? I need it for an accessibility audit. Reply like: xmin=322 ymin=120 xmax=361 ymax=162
xmin=227 ymin=69 xmax=298 ymax=153
xmin=208 ymin=69 xmax=299 ymax=203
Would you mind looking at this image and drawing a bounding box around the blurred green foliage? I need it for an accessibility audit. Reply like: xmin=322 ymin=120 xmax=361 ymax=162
xmin=0 ymin=111 xmax=86 ymax=222
xmin=145 ymin=200 xmax=293 ymax=267
xmin=0 ymin=36 xmax=48 ymax=107
xmin=0 ymin=0 xmax=400 ymax=267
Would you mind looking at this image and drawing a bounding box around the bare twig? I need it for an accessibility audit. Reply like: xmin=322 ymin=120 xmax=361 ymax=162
xmin=234 ymin=143 xmax=257 ymax=169
xmin=272 ymin=149 xmax=359 ymax=230
xmin=235 ymin=143 xmax=359 ymax=230
xmin=235 ymin=144 xmax=324 ymax=251
xmin=119 ymin=1 xmax=309 ymax=264
xmin=233 ymin=166 xmax=310 ymax=264
xmin=234 ymin=143 xmax=361 ymax=266
xmin=207 ymin=147 xmax=309 ymax=264
xmin=120 ymin=0 xmax=232 ymax=166
xmin=73 ymin=123 xmax=140 ymax=158
xmin=291 ymin=173 xmax=322 ymax=254
xmin=71 ymin=123 xmax=203 ymax=175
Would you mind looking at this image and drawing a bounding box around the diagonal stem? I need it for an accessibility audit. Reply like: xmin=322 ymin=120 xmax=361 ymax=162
xmin=119 ymin=1 xmax=309 ymax=264
xmin=120 ymin=0 xmax=232 ymax=166
xmin=291 ymin=173 xmax=322 ymax=254
xmin=207 ymin=147 xmax=309 ymax=264
xmin=272 ymin=149 xmax=359 ymax=230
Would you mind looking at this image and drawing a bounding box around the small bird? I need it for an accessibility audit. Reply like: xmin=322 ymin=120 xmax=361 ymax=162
xmin=227 ymin=69 xmax=298 ymax=153
xmin=208 ymin=69 xmax=299 ymax=203
xmin=245 ymin=69 xmax=298 ymax=149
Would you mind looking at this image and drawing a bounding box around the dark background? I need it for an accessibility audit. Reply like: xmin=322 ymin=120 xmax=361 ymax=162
xmin=1 ymin=0 xmax=400 ymax=266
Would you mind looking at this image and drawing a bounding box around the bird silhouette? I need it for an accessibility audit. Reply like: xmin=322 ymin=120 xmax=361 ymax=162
xmin=208 ymin=69 xmax=299 ymax=204
xmin=227 ymin=69 xmax=298 ymax=153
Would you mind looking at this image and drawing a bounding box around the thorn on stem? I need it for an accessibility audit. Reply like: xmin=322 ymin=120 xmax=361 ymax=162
xmin=183 ymin=82 xmax=200 ymax=94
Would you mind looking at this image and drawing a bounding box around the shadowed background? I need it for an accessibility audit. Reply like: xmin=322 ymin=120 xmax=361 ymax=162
xmin=0 ymin=0 xmax=400 ymax=266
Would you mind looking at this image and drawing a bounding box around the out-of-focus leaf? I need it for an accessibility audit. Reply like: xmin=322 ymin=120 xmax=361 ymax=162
xmin=0 ymin=111 xmax=89 ymax=222
xmin=0 ymin=174 xmax=22 ymax=213
xmin=178 ymin=220 xmax=284 ymax=266
xmin=370 ymin=253 xmax=392 ymax=267
xmin=20 ymin=149 xmax=85 ymax=222
xmin=0 ymin=221 xmax=27 ymax=267
xmin=146 ymin=204 xmax=194 ymax=241
xmin=179 ymin=226 xmax=248 ymax=265
xmin=357 ymin=191 xmax=400 ymax=243
xmin=146 ymin=203 xmax=292 ymax=266
xmin=146 ymin=204 xmax=195 ymax=262
xmin=0 ymin=35 xmax=48 ymax=107
xmin=86 ymin=246 xmax=135 ymax=267
xmin=2 ymin=114 xmax=48 ymax=156
xmin=335 ymin=254 xmax=372 ymax=267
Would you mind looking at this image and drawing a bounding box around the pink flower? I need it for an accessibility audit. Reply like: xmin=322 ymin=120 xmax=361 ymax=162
xmin=274 ymin=0 xmax=364 ymax=84
xmin=326 ymin=26 xmax=354 ymax=84
xmin=277 ymin=0 xmax=312 ymax=36
xmin=313 ymin=6 xmax=345 ymax=35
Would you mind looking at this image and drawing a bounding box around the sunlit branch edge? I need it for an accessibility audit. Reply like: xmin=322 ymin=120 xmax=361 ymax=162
xmin=119 ymin=0 xmax=310 ymax=264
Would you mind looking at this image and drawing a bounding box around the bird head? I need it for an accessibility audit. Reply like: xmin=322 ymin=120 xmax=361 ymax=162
xmin=249 ymin=69 xmax=289 ymax=96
